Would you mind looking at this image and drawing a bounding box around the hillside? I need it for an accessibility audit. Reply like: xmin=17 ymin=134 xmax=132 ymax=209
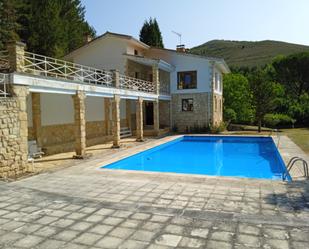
xmin=190 ymin=40 xmax=309 ymax=68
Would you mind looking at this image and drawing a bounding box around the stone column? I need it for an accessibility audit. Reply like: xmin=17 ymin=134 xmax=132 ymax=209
xmin=153 ymin=99 xmax=160 ymax=136
xmin=31 ymin=93 xmax=42 ymax=146
xmin=11 ymin=85 xmax=29 ymax=174
xmin=6 ymin=41 xmax=26 ymax=73
xmin=126 ymin=99 xmax=131 ymax=129
xmin=112 ymin=95 xmax=121 ymax=148
xmin=72 ymin=91 xmax=86 ymax=158
xmin=111 ymin=69 xmax=120 ymax=88
xmin=136 ymin=97 xmax=144 ymax=142
xmin=152 ymin=64 xmax=160 ymax=95
xmin=104 ymin=98 xmax=112 ymax=135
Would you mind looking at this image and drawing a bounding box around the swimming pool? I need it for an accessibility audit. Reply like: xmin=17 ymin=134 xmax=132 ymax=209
xmin=102 ymin=136 xmax=290 ymax=181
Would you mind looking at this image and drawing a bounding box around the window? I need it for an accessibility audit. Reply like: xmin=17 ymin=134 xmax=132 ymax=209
xmin=177 ymin=71 xmax=197 ymax=89
xmin=134 ymin=49 xmax=138 ymax=55
xmin=182 ymin=98 xmax=194 ymax=111
xmin=134 ymin=72 xmax=140 ymax=79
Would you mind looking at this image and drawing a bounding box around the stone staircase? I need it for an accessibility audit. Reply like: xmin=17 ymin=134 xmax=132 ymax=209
xmin=120 ymin=127 xmax=132 ymax=138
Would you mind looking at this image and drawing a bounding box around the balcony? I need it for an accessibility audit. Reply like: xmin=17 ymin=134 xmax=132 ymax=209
xmin=0 ymin=44 xmax=171 ymax=96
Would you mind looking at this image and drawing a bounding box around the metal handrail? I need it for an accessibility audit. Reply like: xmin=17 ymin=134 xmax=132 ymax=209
xmin=0 ymin=50 xmax=9 ymax=70
xmin=283 ymin=156 xmax=309 ymax=180
xmin=0 ymin=73 xmax=9 ymax=98
xmin=19 ymin=51 xmax=160 ymax=94
xmin=22 ymin=51 xmax=114 ymax=87
xmin=119 ymin=74 xmax=155 ymax=93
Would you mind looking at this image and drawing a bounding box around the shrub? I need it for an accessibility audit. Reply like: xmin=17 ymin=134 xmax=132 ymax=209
xmin=224 ymin=108 xmax=237 ymax=123
xmin=263 ymin=113 xmax=295 ymax=128
xmin=209 ymin=122 xmax=227 ymax=134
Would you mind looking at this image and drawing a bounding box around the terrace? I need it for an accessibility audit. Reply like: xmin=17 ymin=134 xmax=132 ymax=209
xmin=0 ymin=42 xmax=171 ymax=161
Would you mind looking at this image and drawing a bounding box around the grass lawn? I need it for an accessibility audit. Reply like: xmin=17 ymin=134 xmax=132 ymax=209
xmin=281 ymin=128 xmax=309 ymax=155
xmin=227 ymin=124 xmax=309 ymax=155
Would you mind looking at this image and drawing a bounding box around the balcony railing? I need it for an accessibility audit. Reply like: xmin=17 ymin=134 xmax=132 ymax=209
xmin=0 ymin=73 xmax=9 ymax=98
xmin=0 ymin=50 xmax=10 ymax=71
xmin=22 ymin=52 xmax=114 ymax=87
xmin=4 ymin=46 xmax=171 ymax=95
xmin=119 ymin=74 xmax=155 ymax=93
xmin=160 ymin=82 xmax=170 ymax=95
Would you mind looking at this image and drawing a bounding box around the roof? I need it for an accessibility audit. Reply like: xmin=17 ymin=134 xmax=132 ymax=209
xmin=64 ymin=31 xmax=150 ymax=59
xmin=149 ymin=47 xmax=231 ymax=73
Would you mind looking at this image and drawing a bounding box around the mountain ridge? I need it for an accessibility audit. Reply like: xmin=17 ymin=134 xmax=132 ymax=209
xmin=190 ymin=39 xmax=309 ymax=68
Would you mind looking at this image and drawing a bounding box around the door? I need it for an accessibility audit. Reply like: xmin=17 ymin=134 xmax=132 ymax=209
xmin=145 ymin=102 xmax=154 ymax=125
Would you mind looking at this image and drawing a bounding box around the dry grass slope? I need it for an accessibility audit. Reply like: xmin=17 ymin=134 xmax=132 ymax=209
xmin=190 ymin=40 xmax=309 ymax=68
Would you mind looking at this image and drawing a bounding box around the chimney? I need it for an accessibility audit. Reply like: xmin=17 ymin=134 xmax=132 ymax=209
xmin=176 ymin=44 xmax=186 ymax=53
xmin=84 ymin=34 xmax=92 ymax=44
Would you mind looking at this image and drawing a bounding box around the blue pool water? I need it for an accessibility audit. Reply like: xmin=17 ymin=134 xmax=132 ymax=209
xmin=102 ymin=136 xmax=290 ymax=181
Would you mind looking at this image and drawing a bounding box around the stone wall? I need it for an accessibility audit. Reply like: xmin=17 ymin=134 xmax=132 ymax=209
xmin=0 ymin=96 xmax=28 ymax=178
xmin=159 ymin=101 xmax=170 ymax=128
xmin=27 ymin=119 xmax=127 ymax=155
xmin=171 ymin=93 xmax=210 ymax=132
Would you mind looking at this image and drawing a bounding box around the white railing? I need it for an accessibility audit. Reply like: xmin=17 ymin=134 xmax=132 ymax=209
xmin=160 ymin=81 xmax=170 ymax=95
xmin=21 ymin=52 xmax=113 ymax=87
xmin=0 ymin=73 xmax=9 ymax=98
xmin=10 ymin=50 xmax=166 ymax=95
xmin=0 ymin=50 xmax=9 ymax=70
xmin=119 ymin=75 xmax=155 ymax=93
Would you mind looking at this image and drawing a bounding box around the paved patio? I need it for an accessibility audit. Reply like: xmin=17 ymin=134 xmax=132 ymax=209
xmin=0 ymin=135 xmax=309 ymax=249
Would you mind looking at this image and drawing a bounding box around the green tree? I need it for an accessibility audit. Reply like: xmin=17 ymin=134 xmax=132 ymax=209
xmin=0 ymin=0 xmax=95 ymax=57
xmin=139 ymin=17 xmax=164 ymax=48
xmin=0 ymin=0 xmax=19 ymax=49
xmin=272 ymin=53 xmax=309 ymax=99
xmin=223 ymin=73 xmax=254 ymax=124
xmin=249 ymin=69 xmax=280 ymax=132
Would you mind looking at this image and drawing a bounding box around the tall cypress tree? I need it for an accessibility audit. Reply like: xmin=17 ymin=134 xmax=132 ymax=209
xmin=139 ymin=17 xmax=164 ymax=48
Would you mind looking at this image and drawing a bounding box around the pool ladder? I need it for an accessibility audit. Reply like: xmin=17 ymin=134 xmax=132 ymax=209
xmin=283 ymin=156 xmax=309 ymax=180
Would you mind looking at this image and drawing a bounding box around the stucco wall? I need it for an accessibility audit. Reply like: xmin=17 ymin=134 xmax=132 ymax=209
xmin=146 ymin=49 xmax=212 ymax=94
xmin=26 ymin=93 xmax=128 ymax=155
xmin=67 ymin=37 xmax=127 ymax=74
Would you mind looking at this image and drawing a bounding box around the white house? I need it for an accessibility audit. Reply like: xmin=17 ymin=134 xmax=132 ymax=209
xmin=65 ymin=32 xmax=230 ymax=132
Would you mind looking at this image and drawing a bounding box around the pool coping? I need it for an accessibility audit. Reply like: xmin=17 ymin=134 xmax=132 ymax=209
xmin=94 ymin=134 xmax=307 ymax=182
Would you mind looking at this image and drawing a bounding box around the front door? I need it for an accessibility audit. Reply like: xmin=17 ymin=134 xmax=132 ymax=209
xmin=145 ymin=102 xmax=154 ymax=125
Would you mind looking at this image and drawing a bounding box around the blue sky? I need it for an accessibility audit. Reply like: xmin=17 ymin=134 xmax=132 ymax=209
xmin=81 ymin=0 xmax=309 ymax=49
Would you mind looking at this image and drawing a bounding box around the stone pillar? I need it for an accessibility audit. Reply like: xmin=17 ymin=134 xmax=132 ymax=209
xmin=6 ymin=41 xmax=26 ymax=73
xmin=136 ymin=97 xmax=144 ymax=142
xmin=112 ymin=69 xmax=120 ymax=88
xmin=31 ymin=93 xmax=42 ymax=146
xmin=104 ymin=98 xmax=112 ymax=135
xmin=126 ymin=99 xmax=131 ymax=129
xmin=72 ymin=91 xmax=86 ymax=158
xmin=153 ymin=99 xmax=160 ymax=136
xmin=112 ymin=95 xmax=121 ymax=148
xmin=152 ymin=64 xmax=160 ymax=95
xmin=11 ymin=85 xmax=29 ymax=174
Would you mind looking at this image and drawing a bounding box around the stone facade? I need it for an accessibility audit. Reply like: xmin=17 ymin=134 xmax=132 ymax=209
xmin=73 ymin=91 xmax=86 ymax=157
xmin=0 ymin=86 xmax=29 ymax=178
xmin=136 ymin=97 xmax=144 ymax=141
xmin=213 ymin=93 xmax=223 ymax=125
xmin=159 ymin=100 xmax=170 ymax=128
xmin=171 ymin=93 xmax=210 ymax=132
xmin=112 ymin=95 xmax=121 ymax=148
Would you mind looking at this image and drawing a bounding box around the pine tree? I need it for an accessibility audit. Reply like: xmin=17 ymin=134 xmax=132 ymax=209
xmin=0 ymin=0 xmax=96 ymax=57
xmin=0 ymin=0 xmax=19 ymax=49
xmin=139 ymin=17 xmax=164 ymax=48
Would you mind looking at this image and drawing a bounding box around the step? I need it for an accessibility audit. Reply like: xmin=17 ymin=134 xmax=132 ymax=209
xmin=120 ymin=127 xmax=132 ymax=138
